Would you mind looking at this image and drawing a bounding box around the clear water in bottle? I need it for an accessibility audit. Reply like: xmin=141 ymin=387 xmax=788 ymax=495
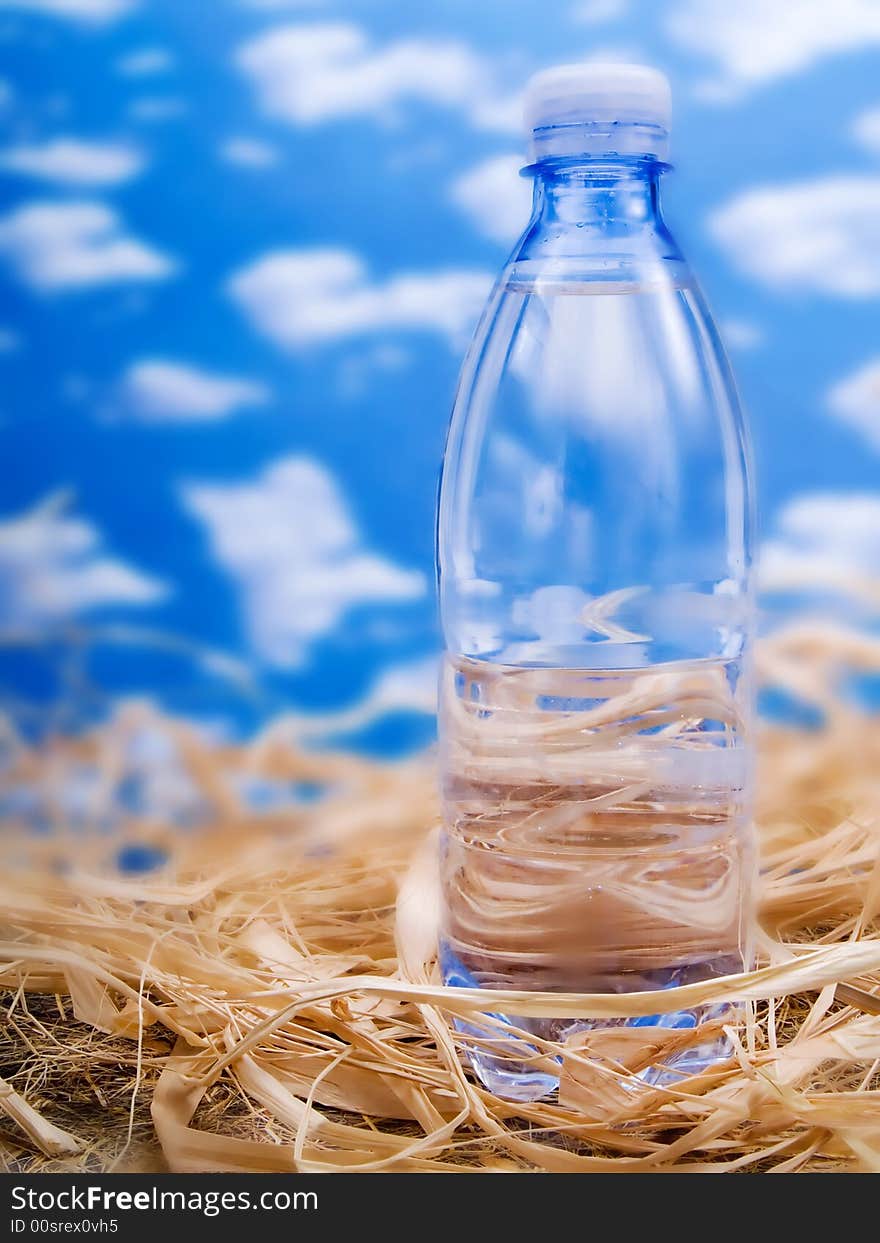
xmin=436 ymin=64 xmax=756 ymax=1101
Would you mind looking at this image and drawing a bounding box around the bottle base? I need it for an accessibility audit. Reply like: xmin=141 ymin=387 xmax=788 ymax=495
xmin=465 ymin=1037 xmax=561 ymax=1103
xmin=441 ymin=944 xmax=738 ymax=1103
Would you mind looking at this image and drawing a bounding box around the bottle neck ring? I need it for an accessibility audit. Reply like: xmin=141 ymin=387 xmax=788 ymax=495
xmin=522 ymin=153 xmax=670 ymax=181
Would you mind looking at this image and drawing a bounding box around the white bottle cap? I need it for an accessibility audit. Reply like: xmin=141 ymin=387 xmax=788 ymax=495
xmin=523 ymin=62 xmax=671 ymax=162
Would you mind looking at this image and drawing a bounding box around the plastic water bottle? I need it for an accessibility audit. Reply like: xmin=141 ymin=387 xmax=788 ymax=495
xmin=436 ymin=63 xmax=756 ymax=1101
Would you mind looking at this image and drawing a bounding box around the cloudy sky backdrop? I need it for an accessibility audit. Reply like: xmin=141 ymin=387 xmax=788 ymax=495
xmin=1 ymin=0 xmax=879 ymax=747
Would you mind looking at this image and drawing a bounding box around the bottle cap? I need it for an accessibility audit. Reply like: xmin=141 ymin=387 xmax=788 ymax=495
xmin=523 ymin=62 xmax=671 ymax=162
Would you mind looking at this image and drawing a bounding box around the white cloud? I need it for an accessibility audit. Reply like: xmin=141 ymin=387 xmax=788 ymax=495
xmin=293 ymin=653 xmax=439 ymax=740
xmin=368 ymin=654 xmax=438 ymax=716
xmin=450 ymin=153 xmax=532 ymax=244
xmin=337 ymin=342 xmax=410 ymax=400
xmin=827 ymin=358 xmax=880 ymax=452
xmin=472 ymin=92 xmax=523 ymax=136
xmin=287 ymin=656 xmax=439 ymax=740
xmin=0 ymin=492 xmax=165 ymax=631
xmin=220 ymin=136 xmax=280 ymax=168
xmin=228 ymin=247 xmax=489 ymax=350
xmin=709 ymin=177 xmax=880 ymax=296
xmin=0 ymin=138 xmax=145 ymax=186
xmin=666 ymin=0 xmax=880 ymax=98
xmin=571 ymin=0 xmax=629 ymax=24
xmin=0 ymin=0 xmax=135 ymax=22
xmin=0 ymin=200 xmax=174 ymax=293
xmin=115 ymin=47 xmax=174 ymax=77
xmin=183 ymin=456 xmax=425 ymax=668
xmin=761 ymin=492 xmax=880 ymax=600
xmin=236 ymin=21 xmax=518 ymax=133
xmin=121 ymin=359 xmax=269 ymax=422
xmin=853 ymin=106 xmax=880 ymax=154
xmin=721 ymin=318 xmax=764 ymax=350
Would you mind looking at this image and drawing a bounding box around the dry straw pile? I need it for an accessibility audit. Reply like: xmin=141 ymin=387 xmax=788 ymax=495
xmin=2 ymin=613 xmax=880 ymax=1172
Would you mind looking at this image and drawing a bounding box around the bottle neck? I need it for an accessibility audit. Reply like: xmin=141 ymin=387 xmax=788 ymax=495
xmin=529 ymin=158 xmax=665 ymax=230
xmin=511 ymin=155 xmax=682 ymax=279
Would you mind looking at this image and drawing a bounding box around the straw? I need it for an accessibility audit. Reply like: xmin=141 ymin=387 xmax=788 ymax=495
xmin=1 ymin=613 xmax=879 ymax=1171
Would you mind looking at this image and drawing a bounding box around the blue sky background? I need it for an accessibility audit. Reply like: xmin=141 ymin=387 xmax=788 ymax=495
xmin=1 ymin=0 xmax=879 ymax=750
